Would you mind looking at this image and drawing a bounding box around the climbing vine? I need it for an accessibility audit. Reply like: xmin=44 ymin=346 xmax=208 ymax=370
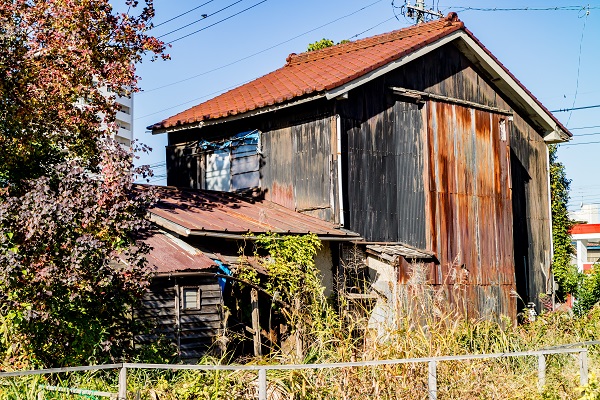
xmin=235 ymin=233 xmax=341 ymax=357
xmin=549 ymin=144 xmax=577 ymax=302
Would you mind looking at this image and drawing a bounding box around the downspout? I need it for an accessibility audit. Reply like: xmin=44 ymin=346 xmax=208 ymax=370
xmin=336 ymin=114 xmax=345 ymax=227
xmin=545 ymin=145 xmax=555 ymax=308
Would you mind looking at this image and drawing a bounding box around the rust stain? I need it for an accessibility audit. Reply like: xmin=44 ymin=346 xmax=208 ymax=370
xmin=424 ymin=100 xmax=516 ymax=320
xmin=266 ymin=181 xmax=295 ymax=211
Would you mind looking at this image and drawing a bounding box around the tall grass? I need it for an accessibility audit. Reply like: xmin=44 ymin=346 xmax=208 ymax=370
xmin=3 ymin=262 xmax=600 ymax=399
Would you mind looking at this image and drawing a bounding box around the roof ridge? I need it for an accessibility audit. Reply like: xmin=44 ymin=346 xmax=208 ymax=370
xmin=285 ymin=13 xmax=462 ymax=66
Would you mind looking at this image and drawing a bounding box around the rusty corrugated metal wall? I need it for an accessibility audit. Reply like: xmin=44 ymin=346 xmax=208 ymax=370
xmin=424 ymin=101 xmax=516 ymax=319
xmin=345 ymin=100 xmax=427 ymax=248
xmin=261 ymin=116 xmax=338 ymax=222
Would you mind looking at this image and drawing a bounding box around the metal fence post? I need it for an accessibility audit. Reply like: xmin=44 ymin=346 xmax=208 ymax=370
xmin=537 ymin=354 xmax=546 ymax=391
xmin=118 ymin=365 xmax=128 ymax=400
xmin=258 ymin=368 xmax=267 ymax=400
xmin=428 ymin=360 xmax=437 ymax=400
xmin=580 ymin=349 xmax=589 ymax=387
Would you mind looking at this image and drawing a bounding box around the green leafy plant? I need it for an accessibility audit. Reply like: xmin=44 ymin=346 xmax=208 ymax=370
xmin=549 ymin=144 xmax=578 ymax=301
xmin=0 ymin=0 xmax=166 ymax=367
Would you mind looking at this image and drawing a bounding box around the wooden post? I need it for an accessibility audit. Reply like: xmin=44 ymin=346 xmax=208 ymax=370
xmin=428 ymin=360 xmax=437 ymax=400
xmin=251 ymin=288 xmax=262 ymax=357
xmin=295 ymin=297 xmax=303 ymax=360
xmin=538 ymin=354 xmax=546 ymax=391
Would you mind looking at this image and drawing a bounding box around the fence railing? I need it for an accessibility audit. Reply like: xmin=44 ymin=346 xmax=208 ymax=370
xmin=0 ymin=347 xmax=591 ymax=400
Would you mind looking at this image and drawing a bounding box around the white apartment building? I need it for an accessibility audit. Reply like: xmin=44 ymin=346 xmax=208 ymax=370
xmin=97 ymin=86 xmax=134 ymax=147
xmin=114 ymin=94 xmax=133 ymax=147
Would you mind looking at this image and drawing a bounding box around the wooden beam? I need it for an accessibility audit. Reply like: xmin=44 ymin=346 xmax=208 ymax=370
xmin=251 ymin=288 xmax=262 ymax=357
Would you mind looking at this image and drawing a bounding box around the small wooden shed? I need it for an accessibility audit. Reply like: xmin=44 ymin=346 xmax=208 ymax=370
xmin=137 ymin=187 xmax=361 ymax=359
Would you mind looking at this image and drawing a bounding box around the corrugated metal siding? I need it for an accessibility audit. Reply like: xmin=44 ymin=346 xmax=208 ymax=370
xmin=345 ymin=100 xmax=426 ymax=247
xmin=261 ymin=116 xmax=335 ymax=222
xmin=425 ymin=101 xmax=515 ymax=319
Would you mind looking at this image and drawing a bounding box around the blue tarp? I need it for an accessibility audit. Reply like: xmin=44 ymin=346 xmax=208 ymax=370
xmin=213 ymin=259 xmax=232 ymax=292
xmin=197 ymin=130 xmax=259 ymax=152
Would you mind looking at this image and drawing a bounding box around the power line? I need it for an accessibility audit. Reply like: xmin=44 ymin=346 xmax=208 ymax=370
xmin=158 ymin=0 xmax=245 ymax=38
xmin=168 ymin=1 xmax=268 ymax=44
xmin=561 ymin=140 xmax=600 ymax=146
xmin=140 ymin=0 xmax=384 ymax=94
xmin=552 ymin=104 xmax=600 ymax=113
xmin=570 ymin=125 xmax=600 ymax=130
xmin=135 ymin=79 xmax=254 ymax=120
xmin=449 ymin=5 xmax=599 ymax=12
xmin=567 ymin=8 xmax=589 ymax=125
xmin=152 ymin=0 xmax=216 ymax=29
xmin=347 ymin=16 xmax=397 ymax=40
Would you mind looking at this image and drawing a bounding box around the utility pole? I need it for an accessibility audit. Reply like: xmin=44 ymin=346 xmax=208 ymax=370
xmin=405 ymin=1 xmax=443 ymax=24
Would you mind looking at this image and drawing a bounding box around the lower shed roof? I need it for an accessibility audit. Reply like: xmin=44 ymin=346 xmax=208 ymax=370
xmin=148 ymin=186 xmax=361 ymax=241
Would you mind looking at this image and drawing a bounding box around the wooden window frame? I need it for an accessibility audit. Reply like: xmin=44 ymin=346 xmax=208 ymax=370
xmin=180 ymin=286 xmax=202 ymax=310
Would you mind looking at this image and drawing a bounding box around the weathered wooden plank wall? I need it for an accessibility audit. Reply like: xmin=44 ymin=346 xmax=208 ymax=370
xmin=135 ymin=275 xmax=222 ymax=360
xmin=343 ymin=99 xmax=426 ymax=247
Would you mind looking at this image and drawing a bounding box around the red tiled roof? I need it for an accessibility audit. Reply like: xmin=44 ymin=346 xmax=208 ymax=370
xmin=149 ymin=14 xmax=464 ymax=130
xmin=149 ymin=12 xmax=570 ymax=138
xmin=149 ymin=186 xmax=361 ymax=239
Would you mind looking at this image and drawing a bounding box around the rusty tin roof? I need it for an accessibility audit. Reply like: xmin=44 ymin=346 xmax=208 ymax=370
xmin=149 ymin=186 xmax=361 ymax=240
xmin=143 ymin=230 xmax=217 ymax=274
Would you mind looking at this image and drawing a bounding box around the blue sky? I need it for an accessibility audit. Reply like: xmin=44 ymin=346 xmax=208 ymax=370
xmin=133 ymin=1 xmax=600 ymax=211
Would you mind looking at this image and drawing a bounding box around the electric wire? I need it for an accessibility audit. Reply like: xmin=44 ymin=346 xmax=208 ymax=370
xmin=561 ymin=140 xmax=600 ymax=146
xmin=152 ymin=0 xmax=216 ymax=29
xmin=448 ymin=6 xmax=600 ymax=12
xmin=347 ymin=16 xmax=397 ymax=40
xmin=167 ymin=1 xmax=268 ymax=44
xmin=158 ymin=0 xmax=245 ymax=38
xmin=135 ymin=79 xmax=254 ymax=120
xmin=551 ymin=104 xmax=600 ymax=113
xmin=567 ymin=7 xmax=589 ymax=125
xmin=570 ymin=125 xmax=600 ymax=130
xmin=140 ymin=0 xmax=384 ymax=94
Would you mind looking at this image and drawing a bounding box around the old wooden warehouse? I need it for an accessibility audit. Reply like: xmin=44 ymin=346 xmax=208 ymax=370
xmin=148 ymin=13 xmax=571 ymax=322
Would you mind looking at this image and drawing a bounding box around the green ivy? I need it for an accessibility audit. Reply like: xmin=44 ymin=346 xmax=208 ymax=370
xmin=549 ymin=144 xmax=578 ymax=301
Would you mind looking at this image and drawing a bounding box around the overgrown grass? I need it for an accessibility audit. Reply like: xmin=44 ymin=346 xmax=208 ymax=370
xmin=4 ymin=254 xmax=600 ymax=399
xmin=2 ymin=309 xmax=600 ymax=399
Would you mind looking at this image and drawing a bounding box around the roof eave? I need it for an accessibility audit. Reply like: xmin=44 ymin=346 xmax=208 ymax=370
xmin=454 ymin=31 xmax=572 ymax=141
xmin=151 ymin=93 xmax=326 ymax=134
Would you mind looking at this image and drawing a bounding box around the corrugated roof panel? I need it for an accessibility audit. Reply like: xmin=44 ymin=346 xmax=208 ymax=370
xmin=149 ymin=186 xmax=361 ymax=239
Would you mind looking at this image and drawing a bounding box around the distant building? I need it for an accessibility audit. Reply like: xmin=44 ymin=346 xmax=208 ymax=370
xmin=570 ymin=223 xmax=600 ymax=272
xmin=115 ymin=94 xmax=133 ymax=147
xmin=570 ymin=204 xmax=600 ymax=225
xmin=98 ymin=86 xmax=134 ymax=147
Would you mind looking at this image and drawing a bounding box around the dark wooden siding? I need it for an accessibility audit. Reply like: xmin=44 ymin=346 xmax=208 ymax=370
xmin=135 ymin=275 xmax=222 ymax=360
xmin=510 ymin=113 xmax=552 ymax=311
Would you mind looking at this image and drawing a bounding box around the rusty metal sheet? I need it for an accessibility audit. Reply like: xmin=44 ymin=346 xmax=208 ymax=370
xmin=149 ymin=186 xmax=360 ymax=239
xmin=143 ymin=230 xmax=216 ymax=274
xmin=425 ymin=101 xmax=516 ymax=316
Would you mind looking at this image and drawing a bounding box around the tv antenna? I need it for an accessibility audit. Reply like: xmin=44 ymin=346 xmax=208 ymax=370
xmin=404 ymin=1 xmax=442 ymax=24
